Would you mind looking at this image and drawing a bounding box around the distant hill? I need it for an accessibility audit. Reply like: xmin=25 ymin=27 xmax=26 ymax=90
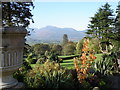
xmin=26 ymin=26 xmax=86 ymax=45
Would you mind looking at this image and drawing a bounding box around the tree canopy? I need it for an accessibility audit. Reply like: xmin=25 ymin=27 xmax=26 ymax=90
xmin=86 ymin=3 xmax=114 ymax=41
xmin=114 ymin=2 xmax=120 ymax=41
xmin=85 ymin=3 xmax=120 ymax=53
xmin=2 ymin=2 xmax=34 ymax=28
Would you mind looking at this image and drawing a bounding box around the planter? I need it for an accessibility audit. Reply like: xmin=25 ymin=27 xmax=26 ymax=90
xmin=0 ymin=27 xmax=27 ymax=89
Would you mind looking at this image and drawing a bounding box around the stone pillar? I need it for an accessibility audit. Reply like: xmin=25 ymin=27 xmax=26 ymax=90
xmin=0 ymin=27 xmax=27 ymax=89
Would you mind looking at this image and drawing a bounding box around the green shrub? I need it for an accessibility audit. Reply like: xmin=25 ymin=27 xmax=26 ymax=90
xmin=13 ymin=59 xmax=32 ymax=82
xmin=70 ymin=69 xmax=110 ymax=90
xmin=24 ymin=53 xmax=37 ymax=64
xmin=36 ymin=57 xmax=47 ymax=64
xmin=84 ymin=72 xmax=110 ymax=90
xmin=24 ymin=60 xmax=74 ymax=89
xmin=47 ymin=52 xmax=59 ymax=63
xmin=94 ymin=52 xmax=119 ymax=75
xmin=62 ymin=41 xmax=76 ymax=55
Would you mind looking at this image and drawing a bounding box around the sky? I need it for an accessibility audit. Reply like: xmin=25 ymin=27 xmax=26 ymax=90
xmin=29 ymin=1 xmax=119 ymax=31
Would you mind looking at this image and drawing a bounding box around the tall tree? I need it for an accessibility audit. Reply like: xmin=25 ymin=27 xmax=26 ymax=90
xmin=86 ymin=3 xmax=114 ymax=41
xmin=2 ymin=2 xmax=34 ymax=28
xmin=62 ymin=34 xmax=68 ymax=46
xmin=114 ymin=2 xmax=120 ymax=41
xmin=112 ymin=1 xmax=120 ymax=51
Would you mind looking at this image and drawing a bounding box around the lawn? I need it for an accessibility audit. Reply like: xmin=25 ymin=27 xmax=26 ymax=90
xmin=60 ymin=59 xmax=74 ymax=69
xmin=58 ymin=55 xmax=79 ymax=58
xmin=31 ymin=54 xmax=103 ymax=69
xmin=60 ymin=54 xmax=103 ymax=69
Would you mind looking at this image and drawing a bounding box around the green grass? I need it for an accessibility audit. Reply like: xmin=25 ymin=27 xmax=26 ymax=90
xmin=60 ymin=54 xmax=103 ymax=69
xmin=58 ymin=55 xmax=77 ymax=58
xmin=60 ymin=59 xmax=74 ymax=69
xmin=31 ymin=54 xmax=103 ymax=69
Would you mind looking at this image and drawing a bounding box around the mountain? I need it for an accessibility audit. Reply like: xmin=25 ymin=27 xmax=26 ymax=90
xmin=26 ymin=26 xmax=86 ymax=45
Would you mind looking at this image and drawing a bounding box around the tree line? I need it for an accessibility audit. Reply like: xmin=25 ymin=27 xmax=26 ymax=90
xmin=86 ymin=2 xmax=120 ymax=53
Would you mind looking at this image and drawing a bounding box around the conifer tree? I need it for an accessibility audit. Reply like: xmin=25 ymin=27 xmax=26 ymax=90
xmin=86 ymin=3 xmax=114 ymax=41
xmin=114 ymin=1 xmax=120 ymax=41
xmin=62 ymin=34 xmax=68 ymax=46
xmin=113 ymin=1 xmax=120 ymax=51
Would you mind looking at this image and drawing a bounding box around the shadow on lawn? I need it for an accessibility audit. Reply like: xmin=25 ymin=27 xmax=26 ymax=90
xmin=62 ymin=60 xmax=74 ymax=63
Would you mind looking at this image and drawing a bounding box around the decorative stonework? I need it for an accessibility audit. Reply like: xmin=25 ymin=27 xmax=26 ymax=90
xmin=1 ymin=50 xmax=23 ymax=67
xmin=0 ymin=27 xmax=27 ymax=89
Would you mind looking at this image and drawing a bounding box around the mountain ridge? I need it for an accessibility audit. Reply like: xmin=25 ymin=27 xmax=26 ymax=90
xmin=26 ymin=26 xmax=86 ymax=45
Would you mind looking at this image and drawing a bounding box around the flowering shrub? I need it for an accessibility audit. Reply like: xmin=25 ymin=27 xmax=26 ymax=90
xmin=73 ymin=39 xmax=110 ymax=89
xmin=74 ymin=38 xmax=96 ymax=83
xmin=25 ymin=60 xmax=74 ymax=88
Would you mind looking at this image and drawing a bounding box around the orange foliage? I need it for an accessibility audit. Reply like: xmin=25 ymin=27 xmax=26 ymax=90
xmin=74 ymin=38 xmax=96 ymax=83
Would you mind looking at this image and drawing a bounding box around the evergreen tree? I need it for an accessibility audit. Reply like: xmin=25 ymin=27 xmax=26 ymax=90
xmin=86 ymin=3 xmax=114 ymax=41
xmin=62 ymin=34 xmax=68 ymax=46
xmin=113 ymin=1 xmax=120 ymax=51
xmin=114 ymin=1 xmax=120 ymax=41
xmin=2 ymin=2 xmax=34 ymax=28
